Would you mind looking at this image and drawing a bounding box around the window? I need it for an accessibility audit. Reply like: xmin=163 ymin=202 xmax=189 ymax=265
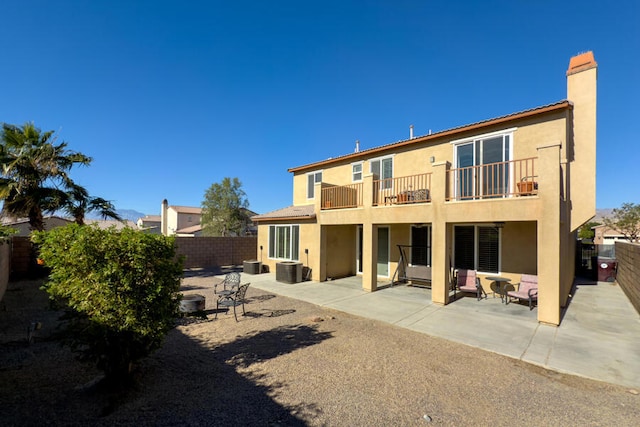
xmin=370 ymin=156 xmax=393 ymax=189
xmin=454 ymin=225 xmax=500 ymax=273
xmin=452 ymin=130 xmax=513 ymax=199
xmin=268 ymin=225 xmax=299 ymax=261
xmin=411 ymin=225 xmax=431 ymax=266
xmin=307 ymin=171 xmax=322 ymax=199
xmin=352 ymin=162 xmax=363 ymax=182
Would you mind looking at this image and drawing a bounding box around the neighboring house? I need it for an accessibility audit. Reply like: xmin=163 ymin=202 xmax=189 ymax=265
xmin=137 ymin=215 xmax=162 ymax=234
xmin=86 ymin=219 xmax=136 ymax=230
xmin=160 ymin=199 xmax=257 ymax=237
xmin=1 ymin=216 xmax=72 ymax=236
xmin=1 ymin=216 xmax=134 ymax=235
xmin=592 ymin=224 xmax=628 ymax=245
xmin=252 ymin=52 xmax=598 ymax=326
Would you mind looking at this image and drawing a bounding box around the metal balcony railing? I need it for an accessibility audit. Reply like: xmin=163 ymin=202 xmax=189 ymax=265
xmin=321 ymin=183 xmax=363 ymax=209
xmin=446 ymin=157 xmax=537 ymax=201
xmin=373 ymin=173 xmax=432 ymax=206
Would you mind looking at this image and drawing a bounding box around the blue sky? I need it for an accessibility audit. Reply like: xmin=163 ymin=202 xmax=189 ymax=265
xmin=1 ymin=1 xmax=638 ymax=216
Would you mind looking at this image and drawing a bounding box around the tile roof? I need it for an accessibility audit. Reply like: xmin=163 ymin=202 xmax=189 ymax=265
xmin=252 ymin=205 xmax=316 ymax=222
xmin=176 ymin=224 xmax=203 ymax=234
xmin=288 ymin=100 xmax=571 ymax=173
xmin=170 ymin=206 xmax=202 ymax=214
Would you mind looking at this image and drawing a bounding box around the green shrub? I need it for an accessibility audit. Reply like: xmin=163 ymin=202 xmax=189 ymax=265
xmin=32 ymin=224 xmax=184 ymax=385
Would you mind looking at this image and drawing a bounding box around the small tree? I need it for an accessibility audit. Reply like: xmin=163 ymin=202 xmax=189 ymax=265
xmin=603 ymin=202 xmax=640 ymax=243
xmin=33 ymin=224 xmax=184 ymax=386
xmin=201 ymin=177 xmax=250 ymax=236
xmin=578 ymin=221 xmax=600 ymax=240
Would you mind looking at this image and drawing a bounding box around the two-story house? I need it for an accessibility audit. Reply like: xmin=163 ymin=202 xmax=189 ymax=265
xmin=160 ymin=199 xmax=258 ymax=237
xmin=253 ymin=52 xmax=597 ymax=326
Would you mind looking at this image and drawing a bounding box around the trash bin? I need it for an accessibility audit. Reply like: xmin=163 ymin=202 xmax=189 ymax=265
xmin=597 ymin=258 xmax=617 ymax=282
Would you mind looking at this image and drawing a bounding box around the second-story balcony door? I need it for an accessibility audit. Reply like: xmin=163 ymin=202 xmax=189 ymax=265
xmin=455 ymin=133 xmax=511 ymax=199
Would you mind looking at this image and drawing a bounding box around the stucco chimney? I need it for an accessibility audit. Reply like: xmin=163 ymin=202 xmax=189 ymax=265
xmin=566 ymin=51 xmax=597 ymax=230
xmin=566 ymin=51 xmax=597 ymax=76
xmin=161 ymin=199 xmax=168 ymax=236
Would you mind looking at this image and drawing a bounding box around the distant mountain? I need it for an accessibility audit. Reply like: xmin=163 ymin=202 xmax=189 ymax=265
xmin=85 ymin=209 xmax=146 ymax=222
xmin=594 ymin=208 xmax=614 ymax=222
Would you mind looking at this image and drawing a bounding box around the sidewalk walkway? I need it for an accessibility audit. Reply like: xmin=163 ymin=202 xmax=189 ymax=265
xmin=241 ymin=272 xmax=640 ymax=389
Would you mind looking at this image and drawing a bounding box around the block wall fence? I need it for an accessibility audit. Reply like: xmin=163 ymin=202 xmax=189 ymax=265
xmin=615 ymin=241 xmax=640 ymax=315
xmin=1 ymin=236 xmax=258 ymax=285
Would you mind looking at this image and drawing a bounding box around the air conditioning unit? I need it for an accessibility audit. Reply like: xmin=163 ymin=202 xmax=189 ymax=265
xmin=243 ymin=260 xmax=262 ymax=275
xmin=276 ymin=261 xmax=303 ymax=284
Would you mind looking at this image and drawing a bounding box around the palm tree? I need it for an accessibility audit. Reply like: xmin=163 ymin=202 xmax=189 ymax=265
xmin=61 ymin=182 xmax=122 ymax=225
xmin=0 ymin=122 xmax=92 ymax=231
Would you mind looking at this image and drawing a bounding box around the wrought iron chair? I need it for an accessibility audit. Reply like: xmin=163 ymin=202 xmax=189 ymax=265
xmin=215 ymin=283 xmax=250 ymax=321
xmin=214 ymin=272 xmax=241 ymax=296
xmin=506 ymin=274 xmax=538 ymax=310
xmin=453 ymin=269 xmax=486 ymax=301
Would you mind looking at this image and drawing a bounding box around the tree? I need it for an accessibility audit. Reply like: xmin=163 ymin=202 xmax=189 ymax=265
xmin=603 ymin=202 xmax=640 ymax=243
xmin=33 ymin=224 xmax=184 ymax=386
xmin=61 ymin=181 xmax=121 ymax=225
xmin=578 ymin=221 xmax=600 ymax=240
xmin=201 ymin=177 xmax=250 ymax=236
xmin=0 ymin=122 xmax=91 ymax=231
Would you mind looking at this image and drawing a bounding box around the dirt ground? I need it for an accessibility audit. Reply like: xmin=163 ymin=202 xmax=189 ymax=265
xmin=1 ymin=276 xmax=638 ymax=426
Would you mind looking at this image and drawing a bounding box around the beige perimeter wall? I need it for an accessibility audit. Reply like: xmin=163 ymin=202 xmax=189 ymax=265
xmin=615 ymin=241 xmax=640 ymax=315
xmin=176 ymin=237 xmax=257 ymax=268
xmin=6 ymin=236 xmax=257 ymax=280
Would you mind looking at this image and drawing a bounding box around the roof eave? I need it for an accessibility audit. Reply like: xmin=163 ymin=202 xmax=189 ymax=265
xmin=288 ymin=101 xmax=572 ymax=173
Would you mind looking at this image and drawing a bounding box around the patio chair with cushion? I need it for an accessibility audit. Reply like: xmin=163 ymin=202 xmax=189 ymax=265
xmin=453 ymin=269 xmax=486 ymax=301
xmin=506 ymin=274 xmax=538 ymax=310
xmin=214 ymin=271 xmax=241 ymax=296
xmin=215 ymin=283 xmax=251 ymax=321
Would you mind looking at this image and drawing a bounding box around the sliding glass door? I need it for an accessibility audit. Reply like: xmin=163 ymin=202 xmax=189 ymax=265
xmin=455 ymin=132 xmax=511 ymax=199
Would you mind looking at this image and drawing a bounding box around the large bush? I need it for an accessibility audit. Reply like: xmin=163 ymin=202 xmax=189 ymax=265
xmin=32 ymin=224 xmax=184 ymax=384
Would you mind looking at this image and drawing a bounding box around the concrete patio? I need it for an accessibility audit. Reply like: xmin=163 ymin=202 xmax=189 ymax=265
xmin=231 ymin=271 xmax=640 ymax=389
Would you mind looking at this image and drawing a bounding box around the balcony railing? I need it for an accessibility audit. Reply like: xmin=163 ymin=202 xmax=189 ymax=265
xmin=321 ymin=183 xmax=363 ymax=209
xmin=373 ymin=173 xmax=432 ymax=206
xmin=446 ymin=157 xmax=537 ymax=201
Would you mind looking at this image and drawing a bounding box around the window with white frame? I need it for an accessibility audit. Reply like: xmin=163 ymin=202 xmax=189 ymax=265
xmin=370 ymin=156 xmax=393 ymax=189
xmin=268 ymin=225 xmax=300 ymax=261
xmin=454 ymin=225 xmax=500 ymax=273
xmin=352 ymin=162 xmax=363 ymax=182
xmin=307 ymin=171 xmax=322 ymax=199
xmin=452 ymin=130 xmax=513 ymax=199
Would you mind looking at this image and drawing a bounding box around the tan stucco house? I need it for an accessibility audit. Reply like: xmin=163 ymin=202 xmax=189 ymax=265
xmin=160 ymin=199 xmax=257 ymax=237
xmin=253 ymin=52 xmax=598 ymax=326
xmin=592 ymin=224 xmax=628 ymax=245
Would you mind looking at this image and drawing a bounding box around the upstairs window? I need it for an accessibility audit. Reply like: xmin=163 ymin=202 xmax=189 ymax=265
xmin=352 ymin=162 xmax=363 ymax=182
xmin=370 ymin=156 xmax=393 ymax=189
xmin=307 ymin=171 xmax=322 ymax=199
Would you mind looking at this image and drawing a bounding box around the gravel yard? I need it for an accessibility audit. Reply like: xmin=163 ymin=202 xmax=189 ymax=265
xmin=1 ymin=277 xmax=638 ymax=426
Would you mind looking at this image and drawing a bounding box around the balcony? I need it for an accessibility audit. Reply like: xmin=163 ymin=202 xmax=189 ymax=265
xmin=319 ymin=158 xmax=538 ymax=210
xmin=373 ymin=173 xmax=432 ymax=206
xmin=446 ymin=157 xmax=537 ymax=201
xmin=321 ymin=183 xmax=363 ymax=209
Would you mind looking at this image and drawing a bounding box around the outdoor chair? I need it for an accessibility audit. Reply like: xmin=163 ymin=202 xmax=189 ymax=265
xmin=215 ymin=283 xmax=250 ymax=321
xmin=506 ymin=274 xmax=538 ymax=310
xmin=214 ymin=272 xmax=241 ymax=295
xmin=453 ymin=269 xmax=486 ymax=301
